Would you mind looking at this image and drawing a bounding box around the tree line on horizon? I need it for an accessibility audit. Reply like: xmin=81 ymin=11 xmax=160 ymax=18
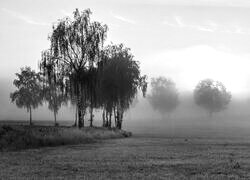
xmin=10 ymin=9 xmax=147 ymax=129
xmin=147 ymin=77 xmax=232 ymax=119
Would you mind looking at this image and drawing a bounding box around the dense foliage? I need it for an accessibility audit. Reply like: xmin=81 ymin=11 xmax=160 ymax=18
xmin=99 ymin=44 xmax=147 ymax=128
xmin=38 ymin=9 xmax=147 ymax=129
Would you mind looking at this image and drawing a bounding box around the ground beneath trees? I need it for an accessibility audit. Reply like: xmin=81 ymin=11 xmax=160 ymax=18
xmin=1 ymin=135 xmax=250 ymax=179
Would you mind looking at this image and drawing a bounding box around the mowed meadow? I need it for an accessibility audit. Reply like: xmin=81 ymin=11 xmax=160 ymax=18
xmin=1 ymin=135 xmax=250 ymax=179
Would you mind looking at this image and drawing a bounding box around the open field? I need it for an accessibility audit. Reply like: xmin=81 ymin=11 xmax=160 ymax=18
xmin=1 ymin=135 xmax=250 ymax=179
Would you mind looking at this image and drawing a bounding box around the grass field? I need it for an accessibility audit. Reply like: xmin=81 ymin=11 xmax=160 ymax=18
xmin=1 ymin=134 xmax=250 ymax=179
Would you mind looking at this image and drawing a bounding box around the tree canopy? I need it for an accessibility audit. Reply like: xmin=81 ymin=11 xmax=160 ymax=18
xmin=10 ymin=67 xmax=43 ymax=125
xmin=193 ymin=79 xmax=232 ymax=117
xmin=38 ymin=9 xmax=147 ymax=128
xmin=148 ymin=77 xmax=179 ymax=117
xmin=40 ymin=9 xmax=108 ymax=127
xmin=99 ymin=44 xmax=147 ymax=128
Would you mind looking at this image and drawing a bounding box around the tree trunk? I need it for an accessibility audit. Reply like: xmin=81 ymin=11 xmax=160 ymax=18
xmin=109 ymin=112 xmax=112 ymax=128
xmin=77 ymin=85 xmax=84 ymax=128
xmin=83 ymin=109 xmax=86 ymax=127
xmin=105 ymin=110 xmax=109 ymax=127
xmin=77 ymin=93 xmax=85 ymax=128
xmin=102 ymin=109 xmax=105 ymax=127
xmin=116 ymin=103 xmax=123 ymax=129
xmin=120 ymin=112 xmax=123 ymax=129
xmin=89 ymin=107 xmax=93 ymax=127
xmin=74 ymin=106 xmax=78 ymax=127
xmin=114 ymin=107 xmax=117 ymax=127
xmin=29 ymin=107 xmax=32 ymax=126
xmin=54 ymin=110 xmax=57 ymax=126
xmin=78 ymin=107 xmax=83 ymax=128
xmin=116 ymin=110 xmax=119 ymax=128
xmin=117 ymin=119 xmax=122 ymax=129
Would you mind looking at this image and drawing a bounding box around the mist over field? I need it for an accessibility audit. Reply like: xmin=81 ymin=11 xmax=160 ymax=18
xmin=1 ymin=0 xmax=250 ymax=132
xmin=125 ymin=93 xmax=250 ymax=137
xmin=1 ymin=74 xmax=250 ymax=138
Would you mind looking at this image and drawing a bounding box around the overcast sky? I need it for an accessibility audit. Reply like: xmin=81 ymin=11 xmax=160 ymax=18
xmin=1 ymin=0 xmax=250 ymax=120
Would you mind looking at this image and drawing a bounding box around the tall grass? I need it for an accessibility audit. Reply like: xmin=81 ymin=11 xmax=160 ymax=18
xmin=0 ymin=125 xmax=131 ymax=151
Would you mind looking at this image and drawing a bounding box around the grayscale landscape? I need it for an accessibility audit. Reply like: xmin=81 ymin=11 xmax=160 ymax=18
xmin=1 ymin=0 xmax=250 ymax=179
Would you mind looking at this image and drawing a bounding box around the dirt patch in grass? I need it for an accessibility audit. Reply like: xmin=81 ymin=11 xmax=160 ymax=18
xmin=0 ymin=125 xmax=131 ymax=151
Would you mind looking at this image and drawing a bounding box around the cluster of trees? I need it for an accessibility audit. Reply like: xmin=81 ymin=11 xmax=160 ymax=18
xmin=148 ymin=77 xmax=232 ymax=118
xmin=9 ymin=9 xmax=232 ymax=128
xmin=10 ymin=9 xmax=147 ymax=129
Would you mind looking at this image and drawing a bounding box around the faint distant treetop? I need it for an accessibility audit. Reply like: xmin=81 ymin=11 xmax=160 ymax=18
xmin=193 ymin=79 xmax=232 ymax=117
xmin=148 ymin=76 xmax=179 ymax=116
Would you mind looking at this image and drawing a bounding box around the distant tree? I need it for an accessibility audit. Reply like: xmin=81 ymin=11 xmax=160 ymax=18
xmin=194 ymin=79 xmax=232 ymax=117
xmin=10 ymin=67 xmax=43 ymax=125
xmin=43 ymin=82 xmax=66 ymax=126
xmin=40 ymin=9 xmax=107 ymax=128
xmin=148 ymin=77 xmax=179 ymax=118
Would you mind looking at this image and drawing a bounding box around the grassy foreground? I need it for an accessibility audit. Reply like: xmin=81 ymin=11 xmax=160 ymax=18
xmin=0 ymin=125 xmax=132 ymax=151
xmin=1 ymin=136 xmax=250 ymax=179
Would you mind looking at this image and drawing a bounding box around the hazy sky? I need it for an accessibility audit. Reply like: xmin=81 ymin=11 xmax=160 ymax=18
xmin=1 ymin=0 xmax=250 ymax=120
